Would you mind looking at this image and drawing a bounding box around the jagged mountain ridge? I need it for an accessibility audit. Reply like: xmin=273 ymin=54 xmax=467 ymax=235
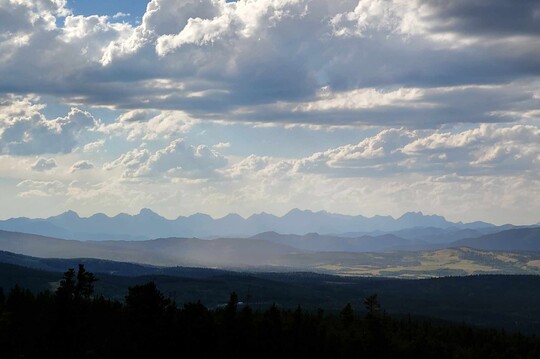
xmin=0 ymin=208 xmax=495 ymax=241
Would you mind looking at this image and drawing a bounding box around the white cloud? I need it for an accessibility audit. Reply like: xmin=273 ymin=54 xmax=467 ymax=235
xmin=293 ymin=124 xmax=540 ymax=177
xmin=213 ymin=142 xmax=230 ymax=149
xmin=16 ymin=179 xmax=65 ymax=197
xmin=103 ymin=147 xmax=150 ymax=174
xmin=30 ymin=157 xmax=57 ymax=171
xmin=102 ymin=110 xmax=198 ymax=140
xmin=70 ymin=160 xmax=94 ymax=172
xmin=0 ymin=96 xmax=99 ymax=155
xmin=294 ymin=87 xmax=429 ymax=112
xmin=225 ymin=155 xmax=272 ymax=179
xmin=113 ymin=12 xmax=130 ymax=19
xmin=82 ymin=139 xmax=105 ymax=152
xmin=117 ymin=109 xmax=155 ymax=122
xmin=105 ymin=139 xmax=227 ymax=179
xmin=331 ymin=0 xmax=427 ymax=38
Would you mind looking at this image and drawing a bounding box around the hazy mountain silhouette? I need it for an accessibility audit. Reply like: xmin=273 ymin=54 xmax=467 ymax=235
xmin=0 ymin=229 xmax=300 ymax=268
xmin=2 ymin=226 xmax=540 ymax=276
xmin=451 ymin=227 xmax=540 ymax=251
xmin=0 ymin=208 xmax=497 ymax=241
xmin=250 ymin=231 xmax=427 ymax=252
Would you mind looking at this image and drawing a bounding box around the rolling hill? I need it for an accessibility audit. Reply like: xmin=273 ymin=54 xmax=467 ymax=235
xmin=2 ymin=229 xmax=540 ymax=278
xmin=0 ymin=230 xmax=299 ymax=267
xmin=451 ymin=227 xmax=540 ymax=251
xmin=251 ymin=231 xmax=427 ymax=252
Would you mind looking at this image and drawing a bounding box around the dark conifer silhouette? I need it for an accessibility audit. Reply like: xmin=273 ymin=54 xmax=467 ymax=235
xmin=55 ymin=264 xmax=96 ymax=302
xmin=340 ymin=302 xmax=354 ymax=327
xmin=0 ymin=267 xmax=539 ymax=358
xmin=364 ymin=293 xmax=381 ymax=314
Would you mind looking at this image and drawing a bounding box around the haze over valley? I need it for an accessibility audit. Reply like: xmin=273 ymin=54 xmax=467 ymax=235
xmin=1 ymin=208 xmax=539 ymax=278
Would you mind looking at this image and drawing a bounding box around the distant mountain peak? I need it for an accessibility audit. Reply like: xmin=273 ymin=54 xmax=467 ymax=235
xmin=220 ymin=213 xmax=244 ymax=220
xmin=56 ymin=210 xmax=80 ymax=219
xmin=138 ymin=208 xmax=158 ymax=216
xmin=247 ymin=212 xmax=277 ymax=220
xmin=398 ymin=211 xmax=424 ymax=219
xmin=285 ymin=208 xmax=313 ymax=216
xmin=188 ymin=213 xmax=213 ymax=220
xmin=89 ymin=212 xmax=109 ymax=219
xmin=398 ymin=211 xmax=448 ymax=221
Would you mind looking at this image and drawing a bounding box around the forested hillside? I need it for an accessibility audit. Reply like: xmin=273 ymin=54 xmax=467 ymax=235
xmin=1 ymin=266 xmax=539 ymax=358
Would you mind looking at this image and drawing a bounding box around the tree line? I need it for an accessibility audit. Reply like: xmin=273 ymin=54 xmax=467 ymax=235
xmin=0 ymin=265 xmax=538 ymax=358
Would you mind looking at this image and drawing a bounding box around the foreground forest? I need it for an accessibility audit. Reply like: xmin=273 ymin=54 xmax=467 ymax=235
xmin=2 ymin=256 xmax=540 ymax=334
xmin=1 ymin=266 xmax=539 ymax=358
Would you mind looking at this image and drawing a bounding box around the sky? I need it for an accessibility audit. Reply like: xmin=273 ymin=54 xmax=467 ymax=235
xmin=0 ymin=0 xmax=539 ymax=224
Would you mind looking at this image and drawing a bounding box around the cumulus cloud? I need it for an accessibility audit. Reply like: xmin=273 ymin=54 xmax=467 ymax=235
xmin=112 ymin=12 xmax=130 ymax=19
xmin=0 ymin=0 xmax=537 ymax=127
xmin=225 ymin=155 xmax=273 ymax=179
xmin=332 ymin=0 xmax=540 ymax=45
xmin=70 ymin=160 xmax=94 ymax=172
xmin=102 ymin=110 xmax=198 ymax=140
xmin=117 ymin=109 xmax=155 ymax=122
xmin=0 ymin=95 xmax=99 ymax=155
xmin=154 ymin=0 xmax=310 ymax=56
xmin=82 ymin=140 xmax=105 ymax=152
xmin=215 ymin=123 xmax=540 ymax=181
xmin=30 ymin=157 xmax=57 ymax=172
xmin=103 ymin=147 xmax=151 ymax=174
xmin=104 ymin=139 xmax=227 ymax=179
xmin=16 ymin=179 xmax=65 ymax=197
xmin=290 ymin=124 xmax=540 ymax=177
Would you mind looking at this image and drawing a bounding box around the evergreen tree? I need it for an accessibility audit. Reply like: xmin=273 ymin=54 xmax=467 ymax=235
xmin=340 ymin=303 xmax=354 ymax=327
xmin=55 ymin=267 xmax=76 ymax=302
xmin=364 ymin=294 xmax=381 ymax=314
xmin=76 ymin=264 xmax=96 ymax=299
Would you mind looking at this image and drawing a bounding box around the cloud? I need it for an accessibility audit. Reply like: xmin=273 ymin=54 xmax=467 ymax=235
xmin=225 ymin=155 xmax=273 ymax=179
xmin=104 ymin=139 xmax=227 ymax=179
xmin=213 ymin=142 xmax=230 ymax=149
xmin=290 ymin=124 xmax=540 ymax=177
xmin=102 ymin=110 xmax=198 ymax=140
xmin=103 ymin=147 xmax=151 ymax=174
xmin=82 ymin=140 xmax=105 ymax=152
xmin=332 ymin=0 xmax=540 ymax=44
xmin=0 ymin=95 xmax=99 ymax=155
xmin=117 ymin=109 xmax=155 ymax=122
xmin=2 ymin=0 xmax=540 ymax=225
xmin=70 ymin=160 xmax=95 ymax=172
xmin=0 ymin=0 xmax=538 ymax=128
xmin=113 ymin=12 xmax=130 ymax=19
xmin=16 ymin=179 xmax=65 ymax=197
xmin=30 ymin=157 xmax=57 ymax=172
xmin=294 ymin=87 xmax=428 ymax=112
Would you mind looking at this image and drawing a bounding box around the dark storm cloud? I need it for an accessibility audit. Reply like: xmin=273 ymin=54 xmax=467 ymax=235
xmin=423 ymin=0 xmax=540 ymax=37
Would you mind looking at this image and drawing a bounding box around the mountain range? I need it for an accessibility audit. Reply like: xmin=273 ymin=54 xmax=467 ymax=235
xmin=0 ymin=208 xmax=498 ymax=241
xmin=1 ymin=226 xmax=540 ymax=277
